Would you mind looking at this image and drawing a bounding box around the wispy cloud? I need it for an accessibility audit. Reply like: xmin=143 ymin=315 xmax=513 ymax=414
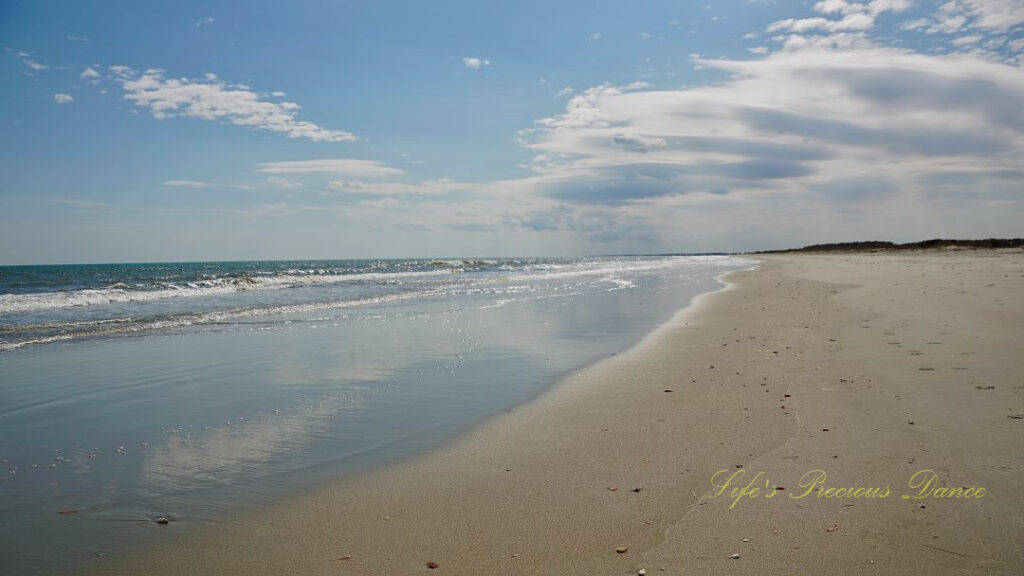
xmin=38 ymin=197 xmax=108 ymax=209
xmin=898 ymin=0 xmax=1024 ymax=47
xmin=165 ymin=180 xmax=213 ymax=188
xmin=463 ymin=57 xmax=491 ymax=69
xmin=265 ymin=176 xmax=303 ymax=190
xmin=195 ymin=17 xmax=215 ymax=28
xmin=6 ymin=49 xmax=51 ymax=75
xmin=936 ymin=0 xmax=1024 ymax=31
xmin=80 ymin=67 xmax=100 ymax=83
xmin=326 ymin=177 xmax=470 ymax=196
xmin=257 ymin=159 xmax=403 ymax=177
xmin=66 ymin=35 xmax=90 ymax=42
xmin=766 ymin=0 xmax=911 ymax=35
xmin=53 ymin=93 xmax=74 ymax=104
xmin=20 ymin=55 xmax=48 ymax=72
xmin=760 ymin=0 xmax=912 ymax=52
xmin=114 ymin=68 xmax=356 ymax=142
xmin=554 ymin=86 xmax=574 ymax=98
xmin=164 ymin=180 xmax=255 ymax=190
xmin=483 ymin=42 xmax=1024 ymax=246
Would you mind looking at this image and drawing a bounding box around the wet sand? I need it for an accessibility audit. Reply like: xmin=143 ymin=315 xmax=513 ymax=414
xmin=96 ymin=250 xmax=1024 ymax=575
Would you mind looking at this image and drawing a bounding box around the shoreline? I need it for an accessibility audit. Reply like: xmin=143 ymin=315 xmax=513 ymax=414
xmin=94 ymin=251 xmax=1024 ymax=575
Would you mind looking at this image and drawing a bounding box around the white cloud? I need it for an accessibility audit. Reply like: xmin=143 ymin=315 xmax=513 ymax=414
xmin=463 ymin=57 xmax=491 ymax=69
xmin=359 ymin=197 xmax=401 ymax=208
xmin=587 ymin=32 xmax=602 ymax=42
xmin=38 ymin=197 xmax=108 ymax=209
xmin=109 ymin=65 xmax=134 ymax=78
xmin=165 ymin=180 xmax=212 ymax=188
xmin=956 ymin=0 xmax=1024 ymax=30
xmin=749 ymin=46 xmax=769 ymax=54
xmin=899 ymin=0 xmax=1024 ymax=38
xmin=265 ymin=176 xmax=303 ymax=190
xmin=22 ymin=58 xmax=48 ymax=72
xmin=326 ymin=178 xmax=469 ymax=196
xmin=505 ymin=45 xmax=1024 ymax=248
xmin=257 ymin=159 xmax=403 ymax=177
xmin=116 ymin=69 xmax=356 ymax=142
xmin=812 ymin=0 xmax=911 ymax=16
xmin=80 ymin=67 xmax=100 ymax=83
xmin=53 ymin=93 xmax=74 ymax=104
xmin=952 ymin=34 xmax=984 ymax=46
xmin=164 ymin=180 xmax=255 ymax=190
xmin=924 ymin=7 xmax=970 ymax=34
xmin=866 ymin=0 xmax=912 ymax=14
xmin=611 ymin=133 xmax=667 ymax=153
xmin=766 ymin=0 xmax=911 ymax=42
xmin=899 ymin=18 xmax=931 ymax=31
xmin=256 ymin=4 xmax=1019 ymax=249
xmin=66 ymin=35 xmax=90 ymax=42
xmin=195 ymin=17 xmax=215 ymax=27
xmin=767 ymin=13 xmax=876 ymax=33
xmin=813 ymin=0 xmax=859 ymax=15
xmin=554 ymin=86 xmax=574 ymax=98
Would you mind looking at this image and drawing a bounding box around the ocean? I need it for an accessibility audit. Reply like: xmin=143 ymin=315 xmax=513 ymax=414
xmin=0 ymin=255 xmax=753 ymax=573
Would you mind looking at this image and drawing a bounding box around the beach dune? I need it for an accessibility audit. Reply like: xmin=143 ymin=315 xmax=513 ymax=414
xmin=98 ymin=250 xmax=1024 ymax=575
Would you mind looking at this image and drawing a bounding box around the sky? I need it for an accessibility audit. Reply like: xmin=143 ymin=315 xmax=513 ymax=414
xmin=1 ymin=0 xmax=1022 ymax=264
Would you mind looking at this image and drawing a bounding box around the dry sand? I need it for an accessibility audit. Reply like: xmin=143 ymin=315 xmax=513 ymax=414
xmin=98 ymin=250 xmax=1024 ymax=575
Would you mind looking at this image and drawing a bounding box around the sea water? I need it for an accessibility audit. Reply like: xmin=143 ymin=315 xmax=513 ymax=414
xmin=0 ymin=255 xmax=752 ymax=573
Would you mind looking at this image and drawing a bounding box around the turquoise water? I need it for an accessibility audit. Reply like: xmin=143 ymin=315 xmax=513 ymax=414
xmin=0 ymin=255 xmax=752 ymax=573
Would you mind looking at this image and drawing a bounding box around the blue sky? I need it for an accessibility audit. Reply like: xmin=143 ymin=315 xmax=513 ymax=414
xmin=1 ymin=0 xmax=1021 ymax=263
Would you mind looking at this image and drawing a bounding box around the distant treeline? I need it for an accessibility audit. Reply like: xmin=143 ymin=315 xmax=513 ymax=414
xmin=758 ymin=238 xmax=1024 ymax=254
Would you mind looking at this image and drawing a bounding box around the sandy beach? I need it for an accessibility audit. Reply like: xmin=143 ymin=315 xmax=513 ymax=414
xmin=96 ymin=250 xmax=1024 ymax=575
